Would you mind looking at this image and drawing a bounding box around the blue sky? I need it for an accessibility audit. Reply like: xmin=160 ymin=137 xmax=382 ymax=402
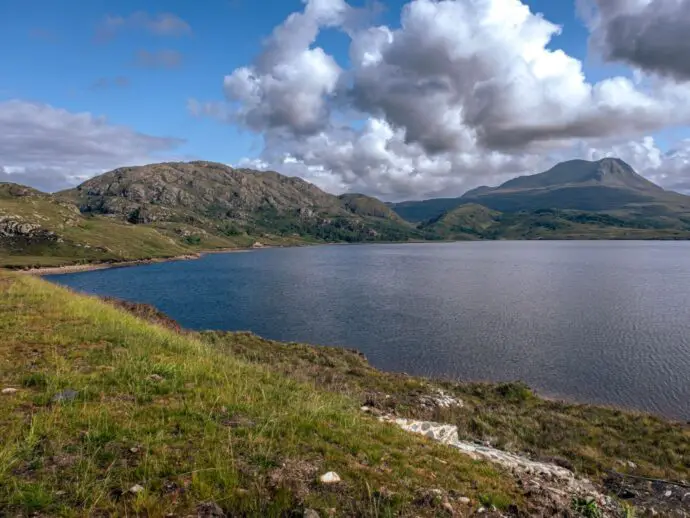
xmin=0 ymin=0 xmax=594 ymax=164
xmin=2 ymin=0 xmax=690 ymax=197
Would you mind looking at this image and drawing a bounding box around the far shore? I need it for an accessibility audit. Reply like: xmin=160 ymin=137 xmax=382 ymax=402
xmin=9 ymin=247 xmax=257 ymax=276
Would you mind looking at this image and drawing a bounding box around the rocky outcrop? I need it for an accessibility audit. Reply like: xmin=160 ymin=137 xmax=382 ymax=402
xmin=56 ymin=161 xmax=419 ymax=243
xmin=0 ymin=216 xmax=57 ymax=242
xmin=368 ymin=410 xmax=623 ymax=516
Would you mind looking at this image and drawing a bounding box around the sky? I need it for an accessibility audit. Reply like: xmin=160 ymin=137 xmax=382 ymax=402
xmin=2 ymin=0 xmax=690 ymax=200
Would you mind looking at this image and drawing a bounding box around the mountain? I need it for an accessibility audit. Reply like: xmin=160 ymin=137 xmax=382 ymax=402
xmin=387 ymin=197 xmax=464 ymax=223
xmin=1 ymin=162 xmax=421 ymax=268
xmin=391 ymin=158 xmax=690 ymax=222
xmin=59 ymin=161 xmax=419 ymax=243
xmin=460 ymin=158 xmax=676 ymax=212
xmin=4 ymin=157 xmax=690 ymax=269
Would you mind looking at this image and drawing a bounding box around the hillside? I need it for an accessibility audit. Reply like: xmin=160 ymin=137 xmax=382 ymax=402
xmin=4 ymin=157 xmax=690 ymax=270
xmin=422 ymin=204 xmax=501 ymax=239
xmin=0 ymin=180 xmax=244 ymax=269
xmin=1 ymin=162 xmax=421 ymax=268
xmin=387 ymin=197 xmax=464 ymax=224
xmin=58 ymin=161 xmax=419 ymax=243
xmin=392 ymin=158 xmax=690 ymax=224
xmin=423 ymin=205 xmax=690 ymax=240
xmin=1 ymin=272 xmax=688 ymax=516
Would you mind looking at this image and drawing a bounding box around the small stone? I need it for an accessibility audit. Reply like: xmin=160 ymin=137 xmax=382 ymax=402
xmin=1 ymin=388 xmax=18 ymax=395
xmin=319 ymin=472 xmax=341 ymax=484
xmin=197 ymin=501 xmax=226 ymax=517
xmin=303 ymin=509 xmax=320 ymax=518
xmin=148 ymin=374 xmax=164 ymax=382
xmin=442 ymin=501 xmax=455 ymax=515
xmin=665 ymin=490 xmax=673 ymax=497
xmin=129 ymin=484 xmax=145 ymax=494
xmin=626 ymin=460 xmax=637 ymax=470
xmin=55 ymin=490 xmax=67 ymax=496
xmin=360 ymin=406 xmax=370 ymax=412
xmin=130 ymin=447 xmax=140 ymax=454
xmin=51 ymin=389 xmax=79 ymax=403
xmin=458 ymin=497 xmax=471 ymax=505
xmin=683 ymin=492 xmax=690 ymax=502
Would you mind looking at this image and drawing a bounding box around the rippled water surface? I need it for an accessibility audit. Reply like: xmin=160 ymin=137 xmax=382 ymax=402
xmin=46 ymin=241 xmax=690 ymax=420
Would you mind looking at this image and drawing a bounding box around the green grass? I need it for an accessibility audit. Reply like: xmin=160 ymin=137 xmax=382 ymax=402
xmin=0 ymin=273 xmax=524 ymax=516
xmin=203 ymin=332 xmax=690 ymax=484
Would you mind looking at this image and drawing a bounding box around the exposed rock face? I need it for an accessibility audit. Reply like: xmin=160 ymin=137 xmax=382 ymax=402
xmin=57 ymin=161 xmax=417 ymax=242
xmin=0 ymin=216 xmax=57 ymax=242
xmin=62 ymin=161 xmax=344 ymax=223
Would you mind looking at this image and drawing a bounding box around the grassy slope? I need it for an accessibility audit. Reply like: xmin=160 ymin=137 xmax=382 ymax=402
xmin=0 ymin=194 xmax=315 ymax=269
xmin=0 ymin=273 xmax=521 ymax=517
xmin=204 ymin=333 xmax=690 ymax=484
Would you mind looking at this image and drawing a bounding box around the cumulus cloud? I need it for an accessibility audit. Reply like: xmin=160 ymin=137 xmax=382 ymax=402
xmin=95 ymin=12 xmax=192 ymax=42
xmin=223 ymin=0 xmax=349 ymax=134
xmin=584 ymin=0 xmax=690 ymax=81
xmin=199 ymin=0 xmax=690 ymax=199
xmin=0 ymin=100 xmax=185 ymax=192
xmin=135 ymin=49 xmax=183 ymax=69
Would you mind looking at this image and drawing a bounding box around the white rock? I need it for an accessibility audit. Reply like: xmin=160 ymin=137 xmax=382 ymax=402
xmin=303 ymin=509 xmax=320 ymax=518
xmin=665 ymin=490 xmax=672 ymax=497
xmin=129 ymin=484 xmax=145 ymax=494
xmin=319 ymin=472 xmax=341 ymax=484
xmin=458 ymin=497 xmax=471 ymax=505
xmin=1 ymin=388 xmax=18 ymax=395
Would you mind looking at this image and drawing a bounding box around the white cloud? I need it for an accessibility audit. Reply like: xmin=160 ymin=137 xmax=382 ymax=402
xmin=223 ymin=0 xmax=348 ymax=134
xmin=201 ymin=0 xmax=690 ymax=200
xmin=0 ymin=100 xmax=185 ymax=192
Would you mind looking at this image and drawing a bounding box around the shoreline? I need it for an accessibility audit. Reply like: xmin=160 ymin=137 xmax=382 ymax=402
xmin=12 ymin=253 xmax=204 ymax=276
xmin=9 ymin=243 xmax=285 ymax=276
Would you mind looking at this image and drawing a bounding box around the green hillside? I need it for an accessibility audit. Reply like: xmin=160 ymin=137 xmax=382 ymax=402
xmin=1 ymin=162 xmax=423 ymax=269
xmin=423 ymin=205 xmax=690 ymax=240
xmin=4 ymin=157 xmax=690 ymax=270
xmin=1 ymin=272 xmax=687 ymax=516
xmin=58 ymin=161 xmax=421 ymax=245
xmin=391 ymin=158 xmax=690 ymax=226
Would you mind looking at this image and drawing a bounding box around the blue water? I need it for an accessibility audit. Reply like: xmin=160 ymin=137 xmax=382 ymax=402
xmin=47 ymin=241 xmax=690 ymax=420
